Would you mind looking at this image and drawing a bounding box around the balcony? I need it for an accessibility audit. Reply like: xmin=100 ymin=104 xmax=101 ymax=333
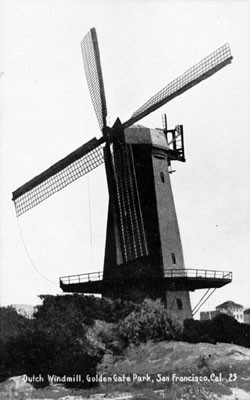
xmin=162 ymin=268 xmax=232 ymax=291
xmin=60 ymin=271 xmax=104 ymax=294
xmin=60 ymin=268 xmax=232 ymax=294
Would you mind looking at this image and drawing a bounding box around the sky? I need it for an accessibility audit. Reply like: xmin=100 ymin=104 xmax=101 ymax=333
xmin=0 ymin=0 xmax=250 ymax=316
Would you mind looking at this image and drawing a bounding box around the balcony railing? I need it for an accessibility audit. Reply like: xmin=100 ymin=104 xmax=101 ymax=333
xmin=60 ymin=271 xmax=103 ymax=285
xmin=163 ymin=269 xmax=232 ymax=280
xmin=60 ymin=268 xmax=232 ymax=286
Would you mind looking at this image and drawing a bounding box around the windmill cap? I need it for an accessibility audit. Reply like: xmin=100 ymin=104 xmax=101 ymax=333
xmin=124 ymin=125 xmax=169 ymax=151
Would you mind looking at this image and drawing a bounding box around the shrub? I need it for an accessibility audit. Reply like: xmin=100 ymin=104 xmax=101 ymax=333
xmin=0 ymin=296 xmax=106 ymax=386
xmin=3 ymin=328 xmax=100 ymax=388
xmin=183 ymin=319 xmax=211 ymax=343
xmin=0 ymin=295 xmax=137 ymax=386
xmin=35 ymin=294 xmax=136 ymax=326
xmin=118 ymin=298 xmax=183 ymax=345
xmin=183 ymin=314 xmax=250 ymax=348
xmin=207 ymin=313 xmax=250 ymax=347
xmin=0 ymin=306 xmax=32 ymax=343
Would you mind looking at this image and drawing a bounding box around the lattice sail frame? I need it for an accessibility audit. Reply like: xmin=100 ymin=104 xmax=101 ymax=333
xmin=81 ymin=28 xmax=107 ymax=131
xmin=112 ymin=142 xmax=148 ymax=262
xmin=123 ymin=43 xmax=232 ymax=128
xmin=13 ymin=143 xmax=104 ymax=217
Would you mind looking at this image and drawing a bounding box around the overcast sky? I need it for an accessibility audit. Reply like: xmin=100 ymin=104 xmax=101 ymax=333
xmin=1 ymin=0 xmax=250 ymax=315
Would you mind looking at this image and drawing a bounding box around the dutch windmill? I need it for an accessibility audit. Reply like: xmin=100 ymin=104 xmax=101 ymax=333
xmin=12 ymin=28 xmax=233 ymax=319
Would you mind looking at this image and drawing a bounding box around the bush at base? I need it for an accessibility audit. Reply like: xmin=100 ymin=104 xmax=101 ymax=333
xmin=118 ymin=298 xmax=183 ymax=346
xmin=0 ymin=295 xmax=136 ymax=387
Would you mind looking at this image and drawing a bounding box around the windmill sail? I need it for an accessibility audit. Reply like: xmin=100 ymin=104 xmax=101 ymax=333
xmin=81 ymin=28 xmax=107 ymax=132
xmin=123 ymin=43 xmax=232 ymax=128
xmin=12 ymin=137 xmax=105 ymax=217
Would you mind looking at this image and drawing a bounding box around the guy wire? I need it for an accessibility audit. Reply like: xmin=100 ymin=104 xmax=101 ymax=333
xmin=16 ymin=216 xmax=57 ymax=285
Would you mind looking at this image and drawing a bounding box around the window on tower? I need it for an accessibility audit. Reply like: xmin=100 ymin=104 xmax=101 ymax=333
xmin=160 ymin=172 xmax=165 ymax=183
xmin=177 ymin=298 xmax=183 ymax=310
xmin=171 ymin=252 xmax=176 ymax=265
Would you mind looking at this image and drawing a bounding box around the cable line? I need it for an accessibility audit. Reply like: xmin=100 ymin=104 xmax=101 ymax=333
xmin=16 ymin=217 xmax=57 ymax=285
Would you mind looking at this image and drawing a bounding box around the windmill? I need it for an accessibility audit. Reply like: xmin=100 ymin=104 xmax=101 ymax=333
xmin=12 ymin=28 xmax=233 ymax=319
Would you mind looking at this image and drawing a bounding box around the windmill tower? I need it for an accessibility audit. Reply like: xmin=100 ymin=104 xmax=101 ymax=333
xmin=12 ymin=28 xmax=233 ymax=319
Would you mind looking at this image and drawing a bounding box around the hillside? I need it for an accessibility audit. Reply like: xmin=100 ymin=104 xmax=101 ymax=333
xmin=1 ymin=340 xmax=250 ymax=399
xmin=96 ymin=340 xmax=250 ymax=398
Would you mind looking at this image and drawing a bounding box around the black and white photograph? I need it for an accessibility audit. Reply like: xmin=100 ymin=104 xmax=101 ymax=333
xmin=0 ymin=1 xmax=250 ymax=399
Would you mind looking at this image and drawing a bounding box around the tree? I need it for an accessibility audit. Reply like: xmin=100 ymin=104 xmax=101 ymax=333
xmin=0 ymin=296 xmax=105 ymax=386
